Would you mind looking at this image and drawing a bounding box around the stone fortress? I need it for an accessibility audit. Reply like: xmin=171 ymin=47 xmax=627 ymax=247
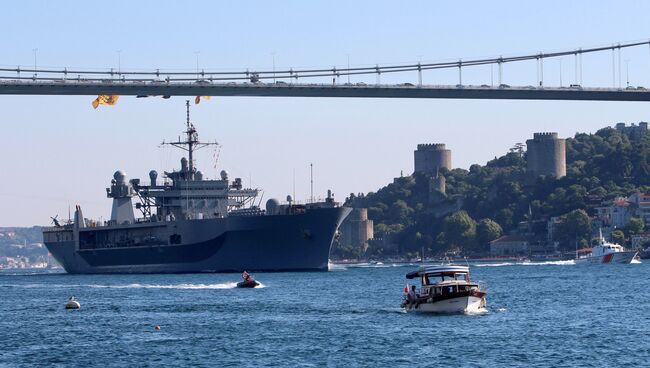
xmin=414 ymin=143 xmax=452 ymax=197
xmin=339 ymin=122 xmax=648 ymax=259
xmin=414 ymin=143 xmax=452 ymax=175
xmin=525 ymin=123 xmax=646 ymax=182
xmin=615 ymin=121 xmax=648 ymax=140
xmin=413 ymin=132 xmax=569 ymax=188
xmin=338 ymin=208 xmax=374 ymax=254
xmin=526 ymin=132 xmax=566 ymax=179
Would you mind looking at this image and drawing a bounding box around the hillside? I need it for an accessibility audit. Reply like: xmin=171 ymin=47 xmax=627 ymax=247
xmin=0 ymin=227 xmax=47 ymax=265
xmin=338 ymin=125 xmax=650 ymax=259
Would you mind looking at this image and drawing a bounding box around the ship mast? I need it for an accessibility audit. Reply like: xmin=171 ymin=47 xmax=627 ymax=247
xmin=161 ymin=100 xmax=218 ymax=180
xmin=186 ymin=100 xmax=196 ymax=175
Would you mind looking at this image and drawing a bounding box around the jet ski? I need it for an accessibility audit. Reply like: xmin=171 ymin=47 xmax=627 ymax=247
xmin=236 ymin=271 xmax=259 ymax=288
xmin=236 ymin=279 xmax=260 ymax=288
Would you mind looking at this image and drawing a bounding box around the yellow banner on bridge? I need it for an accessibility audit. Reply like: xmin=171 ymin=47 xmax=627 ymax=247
xmin=194 ymin=95 xmax=210 ymax=104
xmin=91 ymin=95 xmax=120 ymax=109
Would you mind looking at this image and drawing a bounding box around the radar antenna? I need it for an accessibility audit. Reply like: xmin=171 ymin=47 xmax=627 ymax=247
xmin=160 ymin=100 xmax=218 ymax=179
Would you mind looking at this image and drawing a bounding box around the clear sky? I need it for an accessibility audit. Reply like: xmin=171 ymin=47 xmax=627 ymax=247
xmin=2 ymin=0 xmax=650 ymax=226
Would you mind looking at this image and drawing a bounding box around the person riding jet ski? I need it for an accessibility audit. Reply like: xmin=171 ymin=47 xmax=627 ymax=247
xmin=236 ymin=271 xmax=260 ymax=288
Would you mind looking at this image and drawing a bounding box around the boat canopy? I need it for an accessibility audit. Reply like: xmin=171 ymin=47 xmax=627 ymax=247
xmin=405 ymin=265 xmax=469 ymax=279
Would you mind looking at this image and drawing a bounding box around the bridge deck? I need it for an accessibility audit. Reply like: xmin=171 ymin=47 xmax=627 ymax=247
xmin=1 ymin=81 xmax=649 ymax=101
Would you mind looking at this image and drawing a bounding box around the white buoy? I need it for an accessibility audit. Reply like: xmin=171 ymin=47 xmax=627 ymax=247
xmin=65 ymin=296 xmax=80 ymax=310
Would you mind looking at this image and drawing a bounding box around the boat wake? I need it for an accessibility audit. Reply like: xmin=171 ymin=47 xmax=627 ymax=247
xmin=473 ymin=262 xmax=514 ymax=267
xmin=520 ymin=260 xmax=575 ymax=266
xmin=89 ymin=282 xmax=242 ymax=290
xmin=473 ymin=260 xmax=575 ymax=267
xmin=344 ymin=262 xmax=408 ymax=269
xmin=3 ymin=281 xmax=267 ymax=290
xmin=328 ymin=262 xmax=347 ymax=271
xmin=464 ymin=309 xmax=489 ymax=316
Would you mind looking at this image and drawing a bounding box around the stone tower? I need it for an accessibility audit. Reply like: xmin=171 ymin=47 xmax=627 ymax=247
xmin=430 ymin=172 xmax=446 ymax=194
xmin=414 ymin=143 xmax=452 ymax=175
xmin=428 ymin=172 xmax=446 ymax=203
xmin=526 ymin=132 xmax=566 ymax=179
xmin=339 ymin=208 xmax=374 ymax=253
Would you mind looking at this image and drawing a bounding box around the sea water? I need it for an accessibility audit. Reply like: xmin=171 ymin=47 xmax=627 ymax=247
xmin=1 ymin=262 xmax=648 ymax=367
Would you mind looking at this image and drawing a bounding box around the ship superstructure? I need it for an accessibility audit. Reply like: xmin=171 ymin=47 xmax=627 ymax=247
xmin=43 ymin=102 xmax=350 ymax=273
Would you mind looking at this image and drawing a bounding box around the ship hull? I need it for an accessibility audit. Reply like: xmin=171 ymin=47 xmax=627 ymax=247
xmin=575 ymin=251 xmax=638 ymax=264
xmin=403 ymin=295 xmax=487 ymax=314
xmin=45 ymin=207 xmax=350 ymax=274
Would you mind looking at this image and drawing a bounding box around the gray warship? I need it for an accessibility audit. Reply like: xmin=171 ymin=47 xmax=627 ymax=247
xmin=43 ymin=102 xmax=351 ymax=274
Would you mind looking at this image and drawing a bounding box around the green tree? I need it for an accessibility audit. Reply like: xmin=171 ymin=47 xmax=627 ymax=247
xmin=476 ymin=219 xmax=503 ymax=245
xmin=611 ymin=229 xmax=625 ymax=245
xmin=565 ymin=209 xmax=591 ymax=237
xmin=390 ymin=200 xmax=413 ymax=224
xmin=443 ymin=211 xmax=477 ymax=246
xmin=495 ymin=208 xmax=514 ymax=229
xmin=554 ymin=209 xmax=592 ymax=247
xmin=625 ymin=217 xmax=644 ymax=236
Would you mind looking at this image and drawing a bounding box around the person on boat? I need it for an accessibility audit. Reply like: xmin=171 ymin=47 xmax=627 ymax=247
xmin=406 ymin=285 xmax=418 ymax=308
xmin=242 ymin=271 xmax=253 ymax=282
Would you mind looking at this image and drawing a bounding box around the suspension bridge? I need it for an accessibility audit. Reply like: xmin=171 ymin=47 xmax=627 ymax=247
xmin=2 ymin=40 xmax=650 ymax=101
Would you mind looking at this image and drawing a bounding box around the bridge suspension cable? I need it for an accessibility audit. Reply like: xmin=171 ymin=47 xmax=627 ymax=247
xmin=1 ymin=40 xmax=649 ymax=83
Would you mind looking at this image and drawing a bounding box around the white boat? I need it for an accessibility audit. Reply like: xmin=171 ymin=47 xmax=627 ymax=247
xmin=401 ymin=265 xmax=487 ymax=314
xmin=575 ymin=233 xmax=638 ymax=264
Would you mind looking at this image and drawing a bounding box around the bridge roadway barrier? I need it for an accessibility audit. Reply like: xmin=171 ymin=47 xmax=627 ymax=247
xmin=1 ymin=81 xmax=649 ymax=101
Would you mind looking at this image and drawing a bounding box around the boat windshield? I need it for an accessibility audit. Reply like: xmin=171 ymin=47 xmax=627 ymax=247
xmin=423 ymin=272 xmax=469 ymax=285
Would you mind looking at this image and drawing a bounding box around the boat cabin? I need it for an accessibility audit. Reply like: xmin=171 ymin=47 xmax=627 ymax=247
xmin=405 ymin=265 xmax=480 ymax=298
xmin=577 ymin=241 xmax=626 ymax=259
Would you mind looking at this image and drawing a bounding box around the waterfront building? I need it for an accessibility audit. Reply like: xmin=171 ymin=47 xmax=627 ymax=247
xmin=596 ymin=197 xmax=632 ymax=228
xmin=628 ymin=192 xmax=650 ymax=225
xmin=489 ymin=235 xmax=529 ymax=256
